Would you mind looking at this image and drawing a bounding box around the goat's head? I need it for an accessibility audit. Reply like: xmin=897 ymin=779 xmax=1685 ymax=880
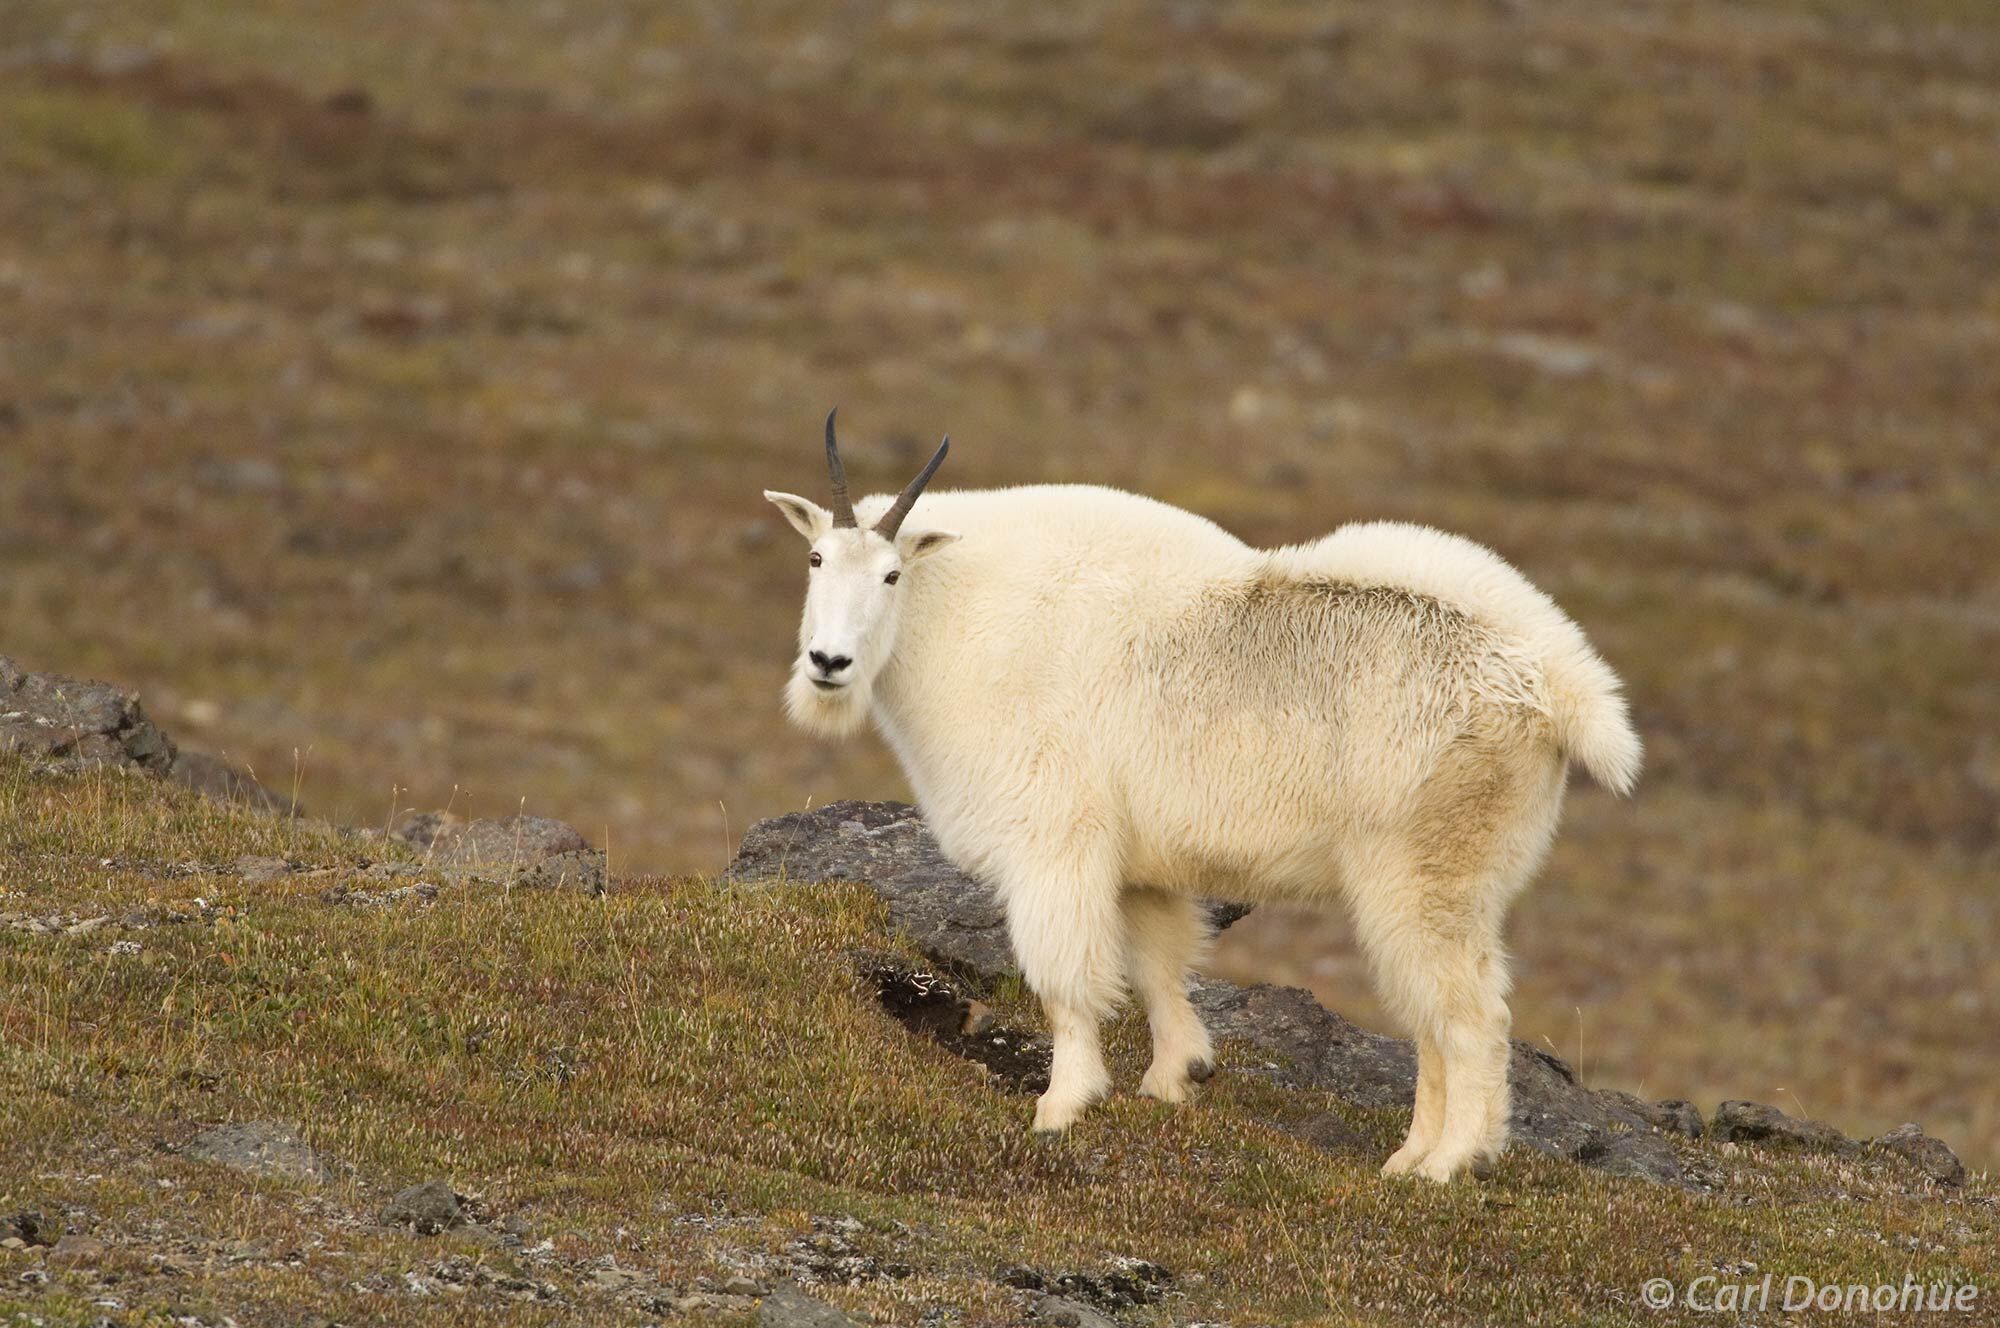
xmin=764 ymin=409 xmax=958 ymax=735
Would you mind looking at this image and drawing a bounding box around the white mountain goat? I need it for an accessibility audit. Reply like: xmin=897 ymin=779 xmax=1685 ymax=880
xmin=764 ymin=412 xmax=1640 ymax=1182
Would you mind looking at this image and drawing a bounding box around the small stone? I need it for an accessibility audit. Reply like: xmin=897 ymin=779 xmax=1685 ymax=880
xmin=1642 ymin=1099 xmax=1705 ymax=1139
xmin=1034 ymin=1295 xmax=1117 ymax=1328
xmin=185 ymin=1120 xmax=334 ymax=1183
xmin=722 ymin=1274 xmax=767 ymax=1296
xmin=960 ymin=1001 xmax=997 ymax=1037
xmin=0 ymin=1237 xmax=24 ymax=1251
xmin=1870 ymin=1123 xmax=1966 ymax=1187
xmin=759 ymin=1281 xmax=863 ymax=1327
xmin=381 ymin=1180 xmax=464 ymax=1234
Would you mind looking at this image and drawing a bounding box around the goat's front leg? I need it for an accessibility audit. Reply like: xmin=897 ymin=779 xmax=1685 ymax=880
xmin=999 ymin=845 xmax=1127 ymax=1136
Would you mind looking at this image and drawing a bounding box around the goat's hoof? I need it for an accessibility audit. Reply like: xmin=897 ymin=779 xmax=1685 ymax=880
xmin=1031 ymin=1127 xmax=1068 ymax=1146
xmin=1031 ymin=1096 xmax=1090 ymax=1134
xmin=1186 ymin=1058 xmax=1216 ymax=1084
xmin=1380 ymin=1150 xmax=1425 ymax=1178
xmin=1412 ymin=1153 xmax=1473 ymax=1183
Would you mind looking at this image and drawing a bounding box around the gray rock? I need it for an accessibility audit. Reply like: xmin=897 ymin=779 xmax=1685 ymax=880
xmin=0 ymin=656 xmax=287 ymax=811
xmin=1708 ymin=1101 xmax=1859 ymax=1155
xmin=1034 ymin=1295 xmax=1117 ymax=1328
xmin=1195 ymin=982 xmax=1684 ymax=1184
xmin=392 ymin=811 xmax=606 ymax=893
xmin=730 ymin=801 xmax=1690 ymax=1185
xmin=381 ymin=1179 xmax=465 ymax=1234
xmin=1190 ymin=980 xmax=1414 ymax=1110
xmin=184 ymin=1120 xmax=334 ymax=1183
xmin=234 ymin=855 xmax=294 ymax=885
xmin=0 ymin=656 xmax=176 ymax=773
xmin=1640 ymin=1097 xmax=1706 ymax=1139
xmin=1870 ymin=1123 xmax=1965 ymax=1187
xmin=725 ymin=801 xmax=1247 ymax=981
xmin=759 ymin=1281 xmax=863 ymax=1328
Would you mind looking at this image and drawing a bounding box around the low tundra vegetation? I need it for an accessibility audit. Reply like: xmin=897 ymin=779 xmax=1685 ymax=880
xmin=1 ymin=758 xmax=1992 ymax=1326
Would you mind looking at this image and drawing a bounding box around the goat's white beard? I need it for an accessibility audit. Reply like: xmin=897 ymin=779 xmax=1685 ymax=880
xmin=783 ymin=668 xmax=872 ymax=738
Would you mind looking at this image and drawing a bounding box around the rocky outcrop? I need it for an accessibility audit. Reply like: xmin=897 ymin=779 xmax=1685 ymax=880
xmin=1869 ymin=1123 xmax=1967 ymax=1188
xmin=0 ymin=656 xmax=288 ymax=812
xmin=729 ymin=801 xmax=1721 ymax=1186
xmin=723 ymin=801 xmax=1249 ymax=980
xmin=1709 ymin=1100 xmax=1860 ymax=1156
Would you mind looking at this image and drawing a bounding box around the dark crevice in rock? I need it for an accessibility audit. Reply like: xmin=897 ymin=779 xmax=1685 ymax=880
xmin=860 ymin=955 xmax=1049 ymax=1095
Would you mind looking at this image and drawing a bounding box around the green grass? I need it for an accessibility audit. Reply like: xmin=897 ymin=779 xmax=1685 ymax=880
xmin=1 ymin=759 xmax=1994 ymax=1325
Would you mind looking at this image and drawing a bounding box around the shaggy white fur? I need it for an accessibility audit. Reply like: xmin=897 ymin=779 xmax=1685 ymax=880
xmin=765 ymin=480 xmax=1640 ymax=1182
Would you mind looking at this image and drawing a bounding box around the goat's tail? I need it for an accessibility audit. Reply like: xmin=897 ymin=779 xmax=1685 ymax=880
xmin=1544 ymin=635 xmax=1642 ymax=796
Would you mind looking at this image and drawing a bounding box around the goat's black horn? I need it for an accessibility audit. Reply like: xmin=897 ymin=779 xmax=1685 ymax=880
xmin=874 ymin=435 xmax=950 ymax=539
xmin=824 ymin=408 xmax=857 ymax=529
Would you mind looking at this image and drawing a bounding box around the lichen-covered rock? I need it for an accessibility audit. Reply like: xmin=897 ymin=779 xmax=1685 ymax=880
xmin=1 ymin=656 xmax=176 ymax=772
xmin=725 ymin=801 xmax=1247 ymax=981
xmin=381 ymin=1179 xmax=465 ymax=1234
xmin=1642 ymin=1097 xmax=1706 ymax=1140
xmin=0 ymin=656 xmax=288 ymax=811
xmin=1708 ymin=1100 xmax=1859 ymax=1155
xmin=1032 ymin=1295 xmax=1117 ymax=1328
xmin=184 ymin=1120 xmax=335 ymax=1183
xmin=1870 ymin=1122 xmax=1965 ymax=1187
xmin=758 ymin=1282 xmax=863 ymax=1328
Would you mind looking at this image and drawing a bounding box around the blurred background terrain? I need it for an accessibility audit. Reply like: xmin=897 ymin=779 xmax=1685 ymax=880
xmin=1 ymin=0 xmax=1994 ymax=1166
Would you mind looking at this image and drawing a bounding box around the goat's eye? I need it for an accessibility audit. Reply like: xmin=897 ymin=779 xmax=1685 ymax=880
xmin=884 ymin=570 xmax=900 ymax=585
xmin=809 ymin=551 xmax=822 ymax=568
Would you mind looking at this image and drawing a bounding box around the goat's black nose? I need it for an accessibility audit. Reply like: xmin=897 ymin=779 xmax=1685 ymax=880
xmin=809 ymin=650 xmax=853 ymax=675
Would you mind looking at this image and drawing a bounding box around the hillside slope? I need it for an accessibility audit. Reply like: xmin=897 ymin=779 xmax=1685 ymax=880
xmin=2 ymin=753 xmax=1992 ymax=1327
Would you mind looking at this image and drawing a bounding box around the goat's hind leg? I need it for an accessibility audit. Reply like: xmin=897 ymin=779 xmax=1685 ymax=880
xmin=1123 ymin=886 xmax=1215 ymax=1103
xmin=997 ymin=841 xmax=1127 ymax=1135
xmin=1350 ymin=870 xmax=1514 ymax=1182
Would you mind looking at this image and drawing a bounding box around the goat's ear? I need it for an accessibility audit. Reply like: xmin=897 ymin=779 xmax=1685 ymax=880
xmin=763 ymin=491 xmax=829 ymax=542
xmin=898 ymin=528 xmax=961 ymax=561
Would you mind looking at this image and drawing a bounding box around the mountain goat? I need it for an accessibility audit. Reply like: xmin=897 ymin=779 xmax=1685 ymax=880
xmin=764 ymin=412 xmax=1640 ymax=1182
